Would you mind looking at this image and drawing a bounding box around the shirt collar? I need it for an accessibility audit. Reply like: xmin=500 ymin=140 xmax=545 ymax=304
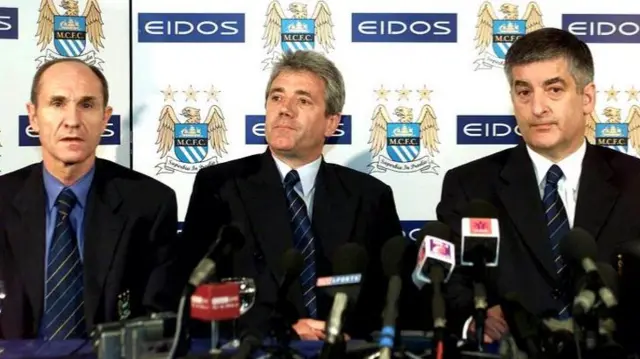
xmin=526 ymin=139 xmax=586 ymax=189
xmin=272 ymin=154 xmax=322 ymax=196
xmin=43 ymin=165 xmax=96 ymax=211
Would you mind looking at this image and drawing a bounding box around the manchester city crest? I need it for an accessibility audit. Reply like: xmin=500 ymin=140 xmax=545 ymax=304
xmin=35 ymin=0 xmax=105 ymax=69
xmin=586 ymin=85 xmax=640 ymax=157
xmin=155 ymin=85 xmax=229 ymax=174
xmin=261 ymin=0 xmax=335 ymax=70
xmin=367 ymin=85 xmax=440 ymax=174
xmin=473 ymin=2 xmax=544 ymax=70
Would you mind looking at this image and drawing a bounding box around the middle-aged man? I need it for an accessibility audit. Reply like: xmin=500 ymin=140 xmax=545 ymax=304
xmin=0 ymin=58 xmax=179 ymax=339
xmin=179 ymin=50 xmax=403 ymax=340
xmin=436 ymin=27 xmax=640 ymax=350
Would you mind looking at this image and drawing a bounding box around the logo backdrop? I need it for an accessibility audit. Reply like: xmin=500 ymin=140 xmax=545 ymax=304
xmin=2 ymin=0 xmax=640 ymax=240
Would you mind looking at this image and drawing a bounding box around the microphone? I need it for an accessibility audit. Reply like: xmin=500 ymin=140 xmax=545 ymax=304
xmin=270 ymin=248 xmax=304 ymax=352
xmin=560 ymin=228 xmax=617 ymax=317
xmin=190 ymin=282 xmax=242 ymax=321
xmin=231 ymin=330 xmax=263 ymax=359
xmin=500 ymin=292 xmax=543 ymax=358
xmin=319 ymin=243 xmax=368 ymax=359
xmin=378 ymin=236 xmax=408 ymax=359
xmin=411 ymin=221 xmax=456 ymax=357
xmin=460 ymin=199 xmax=500 ymax=351
xmin=168 ymin=224 xmax=246 ymax=359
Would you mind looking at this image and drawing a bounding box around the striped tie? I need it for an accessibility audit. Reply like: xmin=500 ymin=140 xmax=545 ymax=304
xmin=542 ymin=165 xmax=571 ymax=319
xmin=42 ymin=188 xmax=86 ymax=339
xmin=284 ymin=170 xmax=318 ymax=318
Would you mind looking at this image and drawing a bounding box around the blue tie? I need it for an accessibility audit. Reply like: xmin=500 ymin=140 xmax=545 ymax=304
xmin=542 ymin=165 xmax=571 ymax=319
xmin=42 ymin=188 xmax=86 ymax=339
xmin=284 ymin=170 xmax=318 ymax=318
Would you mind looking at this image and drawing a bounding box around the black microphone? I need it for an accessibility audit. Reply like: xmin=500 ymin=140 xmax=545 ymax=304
xmin=560 ymin=228 xmax=617 ymax=318
xmin=411 ymin=221 xmax=456 ymax=357
xmin=168 ymin=223 xmax=246 ymax=359
xmin=460 ymin=199 xmax=500 ymax=351
xmin=319 ymin=243 xmax=369 ymax=359
xmin=231 ymin=330 xmax=263 ymax=359
xmin=500 ymin=292 xmax=543 ymax=358
xmin=270 ymin=248 xmax=304 ymax=353
xmin=377 ymin=236 xmax=408 ymax=359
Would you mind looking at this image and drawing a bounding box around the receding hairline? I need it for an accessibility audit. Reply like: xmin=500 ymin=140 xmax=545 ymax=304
xmin=32 ymin=59 xmax=108 ymax=106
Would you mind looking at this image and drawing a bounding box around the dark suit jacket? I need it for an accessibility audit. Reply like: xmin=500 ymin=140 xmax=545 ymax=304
xmin=0 ymin=159 xmax=179 ymax=339
xmin=178 ymin=150 xmax=403 ymax=339
xmin=436 ymin=142 xmax=640 ymax=350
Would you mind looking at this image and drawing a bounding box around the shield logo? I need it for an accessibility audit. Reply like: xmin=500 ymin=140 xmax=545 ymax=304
xmin=174 ymin=123 xmax=209 ymax=164
xmin=595 ymin=123 xmax=629 ymax=153
xmin=53 ymin=16 xmax=87 ymax=57
xmin=281 ymin=19 xmax=315 ymax=53
xmin=492 ymin=20 xmax=525 ymax=59
xmin=386 ymin=123 xmax=420 ymax=163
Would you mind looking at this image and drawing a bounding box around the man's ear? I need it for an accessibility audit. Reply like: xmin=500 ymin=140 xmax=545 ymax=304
xmin=26 ymin=102 xmax=40 ymax=132
xmin=324 ymin=114 xmax=340 ymax=137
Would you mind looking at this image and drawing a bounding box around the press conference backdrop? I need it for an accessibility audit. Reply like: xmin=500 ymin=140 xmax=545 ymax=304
xmin=2 ymin=0 xmax=640 ymax=240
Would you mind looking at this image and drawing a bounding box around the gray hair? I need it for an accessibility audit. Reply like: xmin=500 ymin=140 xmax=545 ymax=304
xmin=504 ymin=27 xmax=594 ymax=93
xmin=265 ymin=51 xmax=345 ymax=116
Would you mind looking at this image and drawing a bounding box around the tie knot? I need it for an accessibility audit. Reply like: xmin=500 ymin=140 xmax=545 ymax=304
xmin=284 ymin=170 xmax=300 ymax=188
xmin=546 ymin=165 xmax=564 ymax=185
xmin=56 ymin=188 xmax=78 ymax=213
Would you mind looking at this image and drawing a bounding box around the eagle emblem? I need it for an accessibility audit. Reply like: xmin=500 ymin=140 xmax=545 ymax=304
xmin=35 ymin=0 xmax=105 ymax=68
xmin=368 ymin=86 xmax=440 ymax=174
xmin=473 ymin=2 xmax=544 ymax=69
xmin=261 ymin=0 xmax=334 ymax=68
xmin=155 ymin=85 xmax=228 ymax=174
xmin=586 ymin=106 xmax=640 ymax=157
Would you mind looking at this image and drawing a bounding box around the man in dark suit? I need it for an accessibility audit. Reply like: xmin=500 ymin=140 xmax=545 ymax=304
xmin=436 ymin=28 xmax=640 ymax=349
xmin=179 ymin=50 xmax=402 ymax=340
xmin=0 ymin=58 xmax=179 ymax=339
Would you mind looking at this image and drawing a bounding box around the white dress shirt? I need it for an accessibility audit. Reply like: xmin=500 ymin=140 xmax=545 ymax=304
xmin=461 ymin=140 xmax=587 ymax=339
xmin=272 ymin=154 xmax=322 ymax=221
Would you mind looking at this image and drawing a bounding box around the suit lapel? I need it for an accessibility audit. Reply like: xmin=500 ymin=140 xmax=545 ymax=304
xmin=82 ymin=159 xmax=126 ymax=328
xmin=497 ymin=144 xmax=558 ymax=281
xmin=9 ymin=164 xmax=47 ymax=330
xmin=237 ymin=152 xmax=295 ymax=283
xmin=574 ymin=144 xmax=618 ymax=239
xmin=312 ymin=162 xmax=359 ymax=263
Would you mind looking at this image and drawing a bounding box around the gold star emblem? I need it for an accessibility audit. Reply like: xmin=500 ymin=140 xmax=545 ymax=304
xmin=161 ymin=85 xmax=177 ymax=102
xmin=417 ymin=85 xmax=433 ymax=101
xmin=626 ymin=86 xmax=639 ymax=102
xmin=205 ymin=85 xmax=221 ymax=102
xmin=183 ymin=85 xmax=199 ymax=102
xmin=396 ymin=85 xmax=412 ymax=101
xmin=605 ymin=85 xmax=619 ymax=102
xmin=374 ymin=85 xmax=390 ymax=101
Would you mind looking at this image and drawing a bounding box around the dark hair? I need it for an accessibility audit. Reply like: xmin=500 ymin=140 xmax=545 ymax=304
xmin=504 ymin=27 xmax=594 ymax=93
xmin=30 ymin=58 xmax=109 ymax=106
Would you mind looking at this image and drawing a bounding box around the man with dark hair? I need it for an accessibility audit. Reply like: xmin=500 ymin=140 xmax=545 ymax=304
xmin=0 ymin=58 xmax=180 ymax=339
xmin=437 ymin=27 xmax=640 ymax=350
xmin=179 ymin=50 xmax=403 ymax=340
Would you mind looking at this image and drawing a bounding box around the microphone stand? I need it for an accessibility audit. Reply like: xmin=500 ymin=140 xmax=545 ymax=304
xmin=472 ymin=259 xmax=488 ymax=353
xmin=267 ymin=299 xmax=303 ymax=359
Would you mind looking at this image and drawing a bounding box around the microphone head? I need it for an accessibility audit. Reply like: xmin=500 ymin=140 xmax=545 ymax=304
xmin=463 ymin=199 xmax=499 ymax=218
xmin=332 ymin=243 xmax=369 ymax=275
xmin=596 ymin=262 xmax=619 ymax=299
xmin=281 ymin=248 xmax=304 ymax=277
xmin=417 ymin=221 xmax=450 ymax=247
xmin=560 ymin=227 xmax=597 ymax=263
xmin=381 ymin=235 xmax=408 ymax=278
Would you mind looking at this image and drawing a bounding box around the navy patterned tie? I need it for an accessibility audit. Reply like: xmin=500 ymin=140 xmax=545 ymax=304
xmin=42 ymin=188 xmax=86 ymax=339
xmin=542 ymin=165 xmax=571 ymax=319
xmin=283 ymin=170 xmax=318 ymax=318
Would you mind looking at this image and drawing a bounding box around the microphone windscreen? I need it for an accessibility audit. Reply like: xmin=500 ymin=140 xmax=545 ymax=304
xmin=381 ymin=235 xmax=408 ymax=278
xmin=596 ymin=262 xmax=619 ymax=298
xmin=281 ymin=248 xmax=304 ymax=277
xmin=417 ymin=221 xmax=450 ymax=247
xmin=332 ymin=243 xmax=369 ymax=275
xmin=463 ymin=199 xmax=499 ymax=218
xmin=560 ymin=227 xmax=597 ymax=262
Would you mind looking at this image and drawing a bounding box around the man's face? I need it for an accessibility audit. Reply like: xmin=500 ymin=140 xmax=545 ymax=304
xmin=510 ymin=57 xmax=595 ymax=156
xmin=265 ymin=70 xmax=340 ymax=159
xmin=27 ymin=61 xmax=112 ymax=166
